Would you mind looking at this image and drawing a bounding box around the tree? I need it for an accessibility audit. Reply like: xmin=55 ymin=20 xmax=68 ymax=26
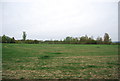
xmin=2 ymin=35 xmax=12 ymax=43
xmin=10 ymin=37 xmax=15 ymax=43
xmin=80 ymin=35 xmax=88 ymax=42
xmin=96 ymin=36 xmax=103 ymax=44
xmin=64 ymin=36 xmax=73 ymax=41
xmin=79 ymin=35 xmax=89 ymax=44
xmin=64 ymin=36 xmax=73 ymax=44
xmin=23 ymin=31 xmax=26 ymax=41
xmin=2 ymin=35 xmax=7 ymax=43
xmin=34 ymin=40 xmax=39 ymax=44
xmin=72 ymin=37 xmax=79 ymax=44
xmin=103 ymin=33 xmax=111 ymax=44
xmin=87 ymin=36 xmax=97 ymax=44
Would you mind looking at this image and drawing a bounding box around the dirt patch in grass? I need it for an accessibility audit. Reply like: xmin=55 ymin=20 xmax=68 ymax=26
xmin=3 ymin=66 xmax=118 ymax=79
xmin=56 ymin=55 xmax=118 ymax=59
xmin=39 ymin=56 xmax=50 ymax=59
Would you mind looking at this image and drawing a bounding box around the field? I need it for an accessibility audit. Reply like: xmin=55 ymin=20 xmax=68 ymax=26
xmin=2 ymin=44 xmax=119 ymax=79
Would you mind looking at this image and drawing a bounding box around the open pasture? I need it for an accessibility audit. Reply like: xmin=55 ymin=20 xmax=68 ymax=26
xmin=2 ymin=44 xmax=119 ymax=79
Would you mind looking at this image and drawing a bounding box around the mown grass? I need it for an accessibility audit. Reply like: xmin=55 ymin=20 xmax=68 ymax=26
xmin=2 ymin=44 xmax=119 ymax=79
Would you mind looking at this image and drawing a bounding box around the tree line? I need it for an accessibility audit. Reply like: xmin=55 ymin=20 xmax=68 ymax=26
xmin=0 ymin=32 xmax=115 ymax=44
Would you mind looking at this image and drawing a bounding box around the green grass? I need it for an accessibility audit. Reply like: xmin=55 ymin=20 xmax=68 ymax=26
xmin=2 ymin=44 xmax=119 ymax=79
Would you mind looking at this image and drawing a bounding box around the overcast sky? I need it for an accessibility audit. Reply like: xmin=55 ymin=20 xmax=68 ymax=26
xmin=0 ymin=0 xmax=119 ymax=41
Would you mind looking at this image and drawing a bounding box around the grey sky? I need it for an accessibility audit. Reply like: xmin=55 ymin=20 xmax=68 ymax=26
xmin=0 ymin=0 xmax=119 ymax=41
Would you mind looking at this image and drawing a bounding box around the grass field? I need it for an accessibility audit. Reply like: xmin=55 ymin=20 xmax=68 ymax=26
xmin=2 ymin=44 xmax=119 ymax=79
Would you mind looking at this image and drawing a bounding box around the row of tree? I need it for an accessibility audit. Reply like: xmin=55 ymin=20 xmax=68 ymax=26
xmin=0 ymin=32 xmax=113 ymax=44
xmin=43 ymin=33 xmax=111 ymax=44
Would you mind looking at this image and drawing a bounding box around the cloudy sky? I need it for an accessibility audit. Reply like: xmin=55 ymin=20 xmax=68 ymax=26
xmin=0 ymin=0 xmax=119 ymax=41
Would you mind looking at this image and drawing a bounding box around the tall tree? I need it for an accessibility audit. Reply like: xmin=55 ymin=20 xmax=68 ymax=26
xmin=103 ymin=33 xmax=111 ymax=44
xmin=23 ymin=31 xmax=26 ymax=41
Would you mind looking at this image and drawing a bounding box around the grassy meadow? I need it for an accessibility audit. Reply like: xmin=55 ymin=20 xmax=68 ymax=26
xmin=2 ymin=44 xmax=119 ymax=79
